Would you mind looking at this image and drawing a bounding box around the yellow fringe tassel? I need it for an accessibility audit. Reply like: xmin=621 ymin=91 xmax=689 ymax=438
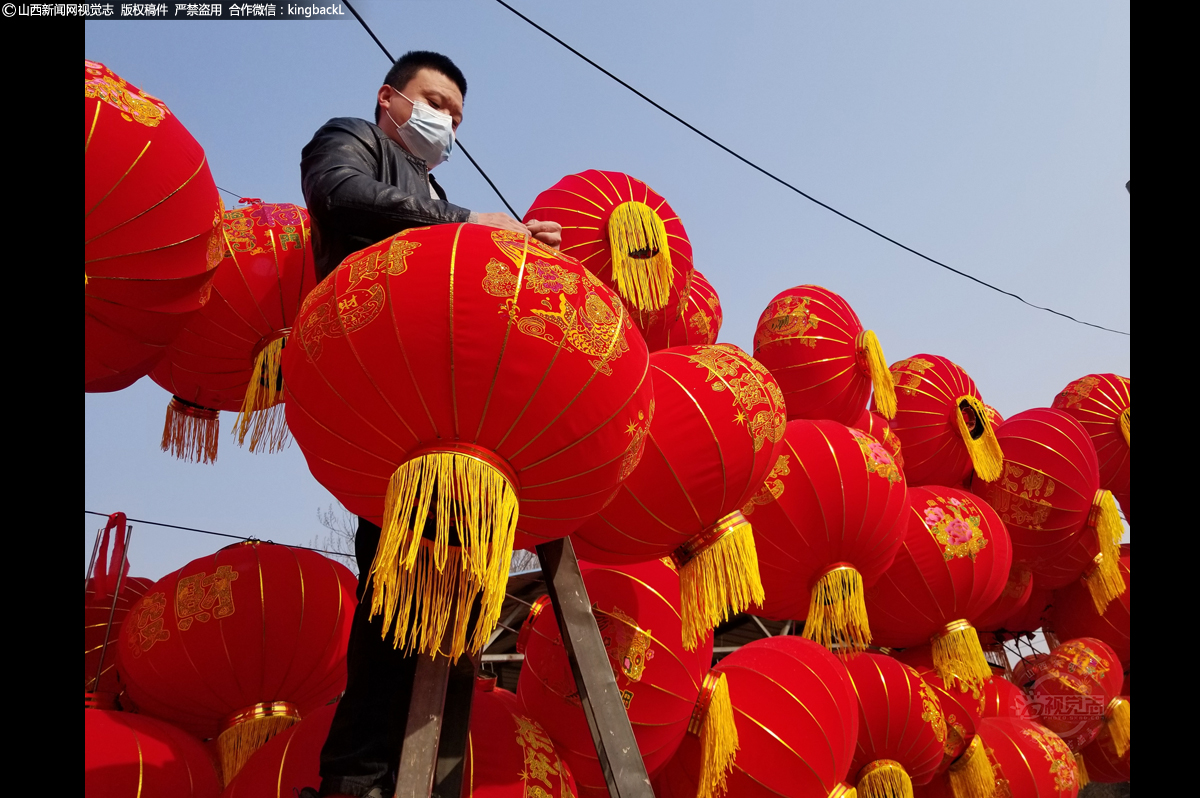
xmin=693 ymin=672 xmax=739 ymax=798
xmin=676 ymin=512 xmax=766 ymax=651
xmin=856 ymin=330 xmax=896 ymax=420
xmin=954 ymin=396 xmax=1004 ymax=483
xmin=217 ymin=710 xmax=300 ymax=785
xmin=801 ymin=565 xmax=871 ymax=656
xmin=1083 ymin=491 xmax=1126 ymax=615
xmin=606 ymin=200 xmax=673 ymax=312
xmin=369 ymin=450 xmax=518 ymax=659
xmin=1104 ymin=697 xmax=1129 ymax=757
xmin=948 ymin=736 xmax=997 ymax=798
xmin=931 ymin=620 xmax=992 ymax=693
xmin=857 ymin=760 xmax=913 ymax=798
xmin=234 ymin=334 xmax=291 ymax=453
xmin=1119 ymin=407 xmax=1130 ymax=447
xmin=828 ymin=784 xmax=858 ymax=798
xmin=1073 ymin=752 xmax=1089 ymax=788
xmin=160 ymin=397 xmax=220 ymax=464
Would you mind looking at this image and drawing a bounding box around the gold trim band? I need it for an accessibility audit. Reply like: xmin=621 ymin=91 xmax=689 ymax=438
xmin=934 ymin=618 xmax=974 ymax=640
xmin=250 ymin=327 xmax=291 ymax=361
xmin=857 ymin=758 xmax=904 ymax=781
xmin=221 ymin=701 xmax=301 ymax=733
xmin=407 ymin=442 xmax=520 ymax=493
xmin=169 ymin=396 xmax=219 ymax=420
xmin=688 ymin=671 xmax=722 ymax=736
xmin=673 ymin=511 xmax=747 ymax=567
xmin=808 ymin=561 xmax=857 ymax=593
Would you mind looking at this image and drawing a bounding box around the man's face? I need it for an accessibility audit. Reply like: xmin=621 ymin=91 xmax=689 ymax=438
xmin=378 ymin=67 xmax=464 ymax=149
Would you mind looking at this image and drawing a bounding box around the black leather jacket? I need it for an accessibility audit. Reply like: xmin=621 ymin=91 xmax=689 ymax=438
xmin=300 ymin=117 xmax=474 ymax=280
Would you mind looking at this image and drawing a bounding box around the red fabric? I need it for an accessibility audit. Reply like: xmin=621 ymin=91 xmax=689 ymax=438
xmin=642 ymin=269 xmax=722 ymax=351
xmin=116 ymin=541 xmax=356 ymax=738
xmin=218 ymin=703 xmax=334 ymax=798
xmin=978 ymin=676 xmax=1034 ymax=721
xmin=282 ymin=224 xmax=654 ymax=549
xmin=850 ymin=408 xmax=905 ymax=472
xmin=745 ymin=418 xmax=909 ymax=621
xmin=85 ymin=576 xmax=153 ymax=694
xmin=976 ymin=717 xmax=1081 ymax=797
xmin=85 ymin=60 xmax=221 ymax=392
xmin=524 ymin=170 xmax=694 ymax=333
xmin=753 ymin=285 xmax=880 ymax=425
xmin=865 ymin=487 xmax=1012 ymax=648
xmin=997 ymin=585 xmax=1053 ymax=638
xmin=892 ymin=652 xmax=976 ymax=773
xmin=969 ymin=408 xmax=1102 ymax=589
xmin=517 ymin=560 xmax=710 ymax=794
xmin=85 ymin=709 xmax=221 ymax=798
xmin=1078 ymin=722 xmax=1130 ymax=784
xmin=1049 ymin=545 xmax=1129 ymax=668
xmin=1011 ymin=653 xmax=1050 ymax=691
xmin=571 ymin=344 xmax=786 ymax=562
xmin=1027 ymin=638 xmax=1121 ymax=752
xmin=845 ymin=653 xmax=946 ymax=787
xmin=895 ymin=646 xmax=1033 ymax=727
xmin=880 ymin=355 xmax=990 ymax=487
xmin=1052 ymin=374 xmax=1130 ymax=520
xmin=974 ymin=564 xmax=1034 ymax=632
xmin=150 ymin=202 xmax=316 ymax=411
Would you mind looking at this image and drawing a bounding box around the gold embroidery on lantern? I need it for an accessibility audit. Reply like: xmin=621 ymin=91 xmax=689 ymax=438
xmin=1053 ymin=376 xmax=1101 ymax=410
xmin=174 ymin=565 xmax=239 ymax=630
xmin=513 ymin=715 xmax=569 ymax=795
xmin=849 ymin=428 xmax=903 ymax=485
xmin=914 ymin=670 xmax=947 ymax=742
xmin=921 ymin=495 xmax=989 ymax=561
xmin=618 ymin=402 xmax=653 ymax=482
xmin=482 ymin=258 xmax=519 ymax=298
xmin=742 ymin=454 xmax=791 ymax=515
xmin=1020 ymin=726 xmax=1078 ymax=792
xmin=754 ymin=294 xmax=819 ymax=349
xmin=596 ymin=605 xmax=653 ymax=684
xmin=992 ymin=463 xmax=1055 ymax=528
xmin=124 ymin=592 xmax=170 ymax=657
xmin=890 ymin=357 xmax=936 ymax=396
xmin=523 ymin=260 xmax=581 ymax=295
xmin=85 ymin=68 xmax=171 ymax=127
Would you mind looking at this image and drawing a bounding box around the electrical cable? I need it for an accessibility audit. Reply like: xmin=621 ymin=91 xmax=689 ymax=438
xmin=84 ymin=509 xmax=348 ymax=558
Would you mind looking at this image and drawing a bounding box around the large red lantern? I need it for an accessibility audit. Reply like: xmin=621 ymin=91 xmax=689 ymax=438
xmin=643 ymin=269 xmax=723 ymax=351
xmin=969 ymin=408 xmax=1125 ymax=613
xmin=282 ymin=224 xmax=654 ymax=659
xmin=517 ymin=560 xmax=720 ymax=796
xmin=881 ymin=355 xmax=1003 ymax=486
xmin=117 ymin=541 xmax=356 ymax=784
xmin=753 ymin=285 xmax=897 ymax=425
xmin=845 ymin=653 xmax=947 ymax=798
xmin=744 ymin=418 xmax=909 ymax=654
xmin=1049 ymin=544 xmax=1129 ymax=668
xmin=85 ymin=60 xmax=222 ymax=392
xmin=85 ymin=709 xmax=222 ymax=798
xmin=893 ymin=646 xmax=1031 ymax=726
xmin=1052 ymin=374 xmax=1130 ymax=520
xmin=851 ymin=408 xmax=905 ymax=471
xmin=1027 ymin=638 xmax=1127 ymax=757
xmin=1078 ymin=715 xmax=1130 ymax=785
xmin=524 ymin=170 xmax=694 ymax=324
xmin=152 ymin=200 xmax=317 ymax=463
xmin=864 ymin=487 xmax=1012 ymax=691
xmin=571 ymin=343 xmax=785 ymax=645
xmin=973 ymin=563 xmax=1034 ymax=635
xmin=975 ymin=717 xmax=1080 ymax=798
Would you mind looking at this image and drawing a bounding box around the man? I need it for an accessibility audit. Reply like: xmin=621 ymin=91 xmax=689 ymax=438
xmin=298 ymin=51 xmax=561 ymax=798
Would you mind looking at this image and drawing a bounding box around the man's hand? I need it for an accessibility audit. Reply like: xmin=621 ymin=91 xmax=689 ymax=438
xmin=476 ymin=212 xmax=530 ymax=236
xmin=525 ymin=219 xmax=563 ymax=250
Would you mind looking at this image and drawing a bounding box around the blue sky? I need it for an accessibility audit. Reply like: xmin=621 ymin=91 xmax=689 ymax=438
xmin=85 ymin=2 xmax=1129 ymax=581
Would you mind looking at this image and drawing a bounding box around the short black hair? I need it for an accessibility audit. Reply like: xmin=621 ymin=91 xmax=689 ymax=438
xmin=374 ymin=51 xmax=468 ymax=123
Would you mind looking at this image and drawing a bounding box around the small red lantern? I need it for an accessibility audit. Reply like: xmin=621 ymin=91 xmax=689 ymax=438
xmin=117 ymin=541 xmax=356 ymax=784
xmin=753 ymin=285 xmax=898 ymax=425
xmin=1078 ymin=716 xmax=1130 ymax=784
xmin=845 ymin=653 xmax=947 ymax=798
xmin=851 ymin=407 xmax=905 ymax=471
xmin=975 ymin=717 xmax=1080 ymax=798
xmin=978 ymin=677 xmax=1033 ymax=721
xmin=643 ymin=269 xmax=723 ymax=351
xmin=283 ymin=224 xmax=654 ymax=659
xmin=1028 ymin=638 xmax=1127 ymax=757
xmin=571 ymin=343 xmax=786 ymax=645
xmin=1049 ymin=544 xmax=1129 ymax=668
xmin=524 ymin=170 xmax=694 ymax=324
xmin=1052 ymin=374 xmax=1129 ymax=520
xmin=745 ymin=418 xmax=909 ymax=654
xmin=882 ymin=355 xmax=1004 ymax=486
xmin=152 ymin=201 xmax=317 ymax=463
xmin=969 ymin=408 xmax=1125 ymax=613
xmin=85 ymin=60 xmax=222 ymax=392
xmin=85 ymin=709 xmax=222 ymax=798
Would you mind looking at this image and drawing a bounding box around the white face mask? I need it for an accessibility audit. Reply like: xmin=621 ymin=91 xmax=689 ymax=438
xmin=386 ymin=91 xmax=455 ymax=170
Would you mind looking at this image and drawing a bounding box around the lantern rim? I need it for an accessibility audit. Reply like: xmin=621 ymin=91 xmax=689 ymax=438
xmin=407 ymin=442 xmax=520 ymax=494
xmin=672 ymin=510 xmax=748 ymax=567
xmin=688 ymin=670 xmax=722 ymax=736
xmin=808 ymin=561 xmax=859 ymax=594
xmin=220 ymin=700 xmax=301 ymax=733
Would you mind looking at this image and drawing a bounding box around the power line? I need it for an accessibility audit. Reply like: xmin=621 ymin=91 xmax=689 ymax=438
xmin=83 ymin=510 xmax=347 ymax=558
xmin=216 ymin=185 xmax=245 ymax=201
xmin=489 ymin=0 xmax=1129 ymax=338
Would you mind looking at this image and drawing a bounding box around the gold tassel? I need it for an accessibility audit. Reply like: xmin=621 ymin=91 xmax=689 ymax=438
xmin=1083 ymin=491 xmax=1126 ymax=614
xmin=948 ymin=736 xmax=997 ymax=798
xmin=689 ymin=672 xmax=739 ymax=798
xmin=1119 ymin=407 xmax=1130 ymax=446
xmin=801 ymin=564 xmax=871 ymax=656
xmin=606 ymin=200 xmax=673 ymax=312
xmin=674 ymin=511 xmax=766 ymax=651
xmin=1104 ymin=696 xmax=1130 ymax=757
xmin=953 ymin=396 xmax=1004 ymax=482
xmin=369 ymin=448 xmax=519 ymax=659
xmin=217 ymin=702 xmax=301 ymax=785
xmin=160 ymin=396 xmax=220 ymax=464
xmin=856 ymin=330 xmax=896 ymax=419
xmin=828 ymin=784 xmax=858 ymax=798
xmin=857 ymin=759 xmax=913 ymax=798
xmin=931 ymin=620 xmax=992 ymax=692
xmin=1073 ymin=752 xmax=1089 ymax=788
xmin=234 ymin=333 xmax=291 ymax=453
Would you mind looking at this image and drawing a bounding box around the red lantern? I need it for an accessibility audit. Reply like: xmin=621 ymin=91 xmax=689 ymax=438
xmin=973 ymin=563 xmax=1034 ymax=635
xmin=864 ymin=487 xmax=1012 ymax=691
xmin=1048 ymin=544 xmax=1129 ymax=668
xmin=850 ymin=407 xmax=905 ymax=472
xmin=571 ymin=343 xmax=786 ymax=645
xmin=1052 ymin=374 xmax=1130 ymax=520
xmin=893 ymin=646 xmax=1031 ymax=726
xmin=753 ymin=285 xmax=897 ymax=425
xmin=1011 ymin=653 xmax=1050 ymax=691
xmin=85 ymin=514 xmax=151 ymax=699
xmin=744 ymin=418 xmax=909 ymax=654
xmin=85 ymin=709 xmax=222 ymax=798
xmin=975 ymin=717 xmax=1080 ymax=798
xmin=517 ymin=560 xmax=718 ymax=796
xmin=845 ymin=653 xmax=947 ymax=798
xmin=881 ymin=355 xmax=1004 ymax=486
xmin=1027 ymin=638 xmax=1125 ymax=755
xmin=1078 ymin=716 xmax=1130 ymax=784
xmin=151 ymin=200 xmax=317 ymax=463
xmin=969 ymin=408 xmax=1125 ymax=613
xmin=643 ymin=269 xmax=723 ymax=351
xmin=85 ymin=60 xmax=222 ymax=392
xmin=524 ymin=170 xmax=694 ymax=324
xmin=117 ymin=541 xmax=356 ymax=784
xmin=282 ymin=224 xmax=654 ymax=659
xmin=217 ymin=703 xmax=335 ymax=798
xmin=655 ymin=636 xmax=860 ymax=798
